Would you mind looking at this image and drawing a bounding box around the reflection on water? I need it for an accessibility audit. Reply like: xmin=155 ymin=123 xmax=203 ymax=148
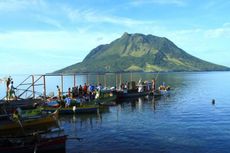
xmin=1 ymin=72 xmax=230 ymax=153
xmin=59 ymin=114 xmax=103 ymax=131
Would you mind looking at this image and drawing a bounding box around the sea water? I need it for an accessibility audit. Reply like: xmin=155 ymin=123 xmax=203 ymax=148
xmin=1 ymin=72 xmax=230 ymax=153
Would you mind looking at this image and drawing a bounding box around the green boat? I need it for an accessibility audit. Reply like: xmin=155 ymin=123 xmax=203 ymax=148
xmin=42 ymin=105 xmax=98 ymax=114
xmin=43 ymin=92 xmax=117 ymax=115
xmin=91 ymin=95 xmax=116 ymax=106
xmin=0 ymin=109 xmax=59 ymax=132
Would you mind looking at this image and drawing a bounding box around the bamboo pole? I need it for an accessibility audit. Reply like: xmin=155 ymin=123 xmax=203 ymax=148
xmin=119 ymin=73 xmax=122 ymax=88
xmin=61 ymin=74 xmax=64 ymax=94
xmin=32 ymin=75 xmax=35 ymax=98
xmin=97 ymin=74 xmax=99 ymax=86
xmin=43 ymin=75 xmax=46 ymax=99
xmin=74 ymin=74 xmax=76 ymax=87
xmin=116 ymin=73 xmax=118 ymax=89
xmin=130 ymin=72 xmax=133 ymax=82
xmin=104 ymin=74 xmax=106 ymax=87
xmin=86 ymin=74 xmax=89 ymax=85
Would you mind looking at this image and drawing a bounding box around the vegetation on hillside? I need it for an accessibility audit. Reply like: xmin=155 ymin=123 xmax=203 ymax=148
xmin=55 ymin=32 xmax=230 ymax=73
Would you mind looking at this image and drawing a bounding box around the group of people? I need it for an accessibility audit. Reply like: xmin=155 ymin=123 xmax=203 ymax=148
xmin=119 ymin=79 xmax=157 ymax=93
xmin=6 ymin=76 xmax=17 ymax=100
xmin=54 ymin=83 xmax=106 ymax=108
xmin=56 ymin=83 xmax=104 ymax=101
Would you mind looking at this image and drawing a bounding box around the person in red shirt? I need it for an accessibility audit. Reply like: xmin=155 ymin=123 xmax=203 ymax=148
xmin=83 ymin=83 xmax=88 ymax=95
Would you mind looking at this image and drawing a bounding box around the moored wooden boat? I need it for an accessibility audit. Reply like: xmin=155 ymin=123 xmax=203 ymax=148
xmin=43 ymin=93 xmax=117 ymax=114
xmin=0 ymin=130 xmax=67 ymax=153
xmin=116 ymin=89 xmax=151 ymax=100
xmin=43 ymin=105 xmax=98 ymax=114
xmin=88 ymin=94 xmax=117 ymax=106
xmin=0 ymin=98 xmax=45 ymax=114
xmin=152 ymin=88 xmax=171 ymax=97
xmin=0 ymin=109 xmax=59 ymax=131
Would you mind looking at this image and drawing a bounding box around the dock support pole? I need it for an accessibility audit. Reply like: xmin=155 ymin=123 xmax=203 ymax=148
xmin=120 ymin=73 xmax=122 ymax=89
xmin=116 ymin=73 xmax=118 ymax=89
xmin=32 ymin=75 xmax=35 ymax=98
xmin=74 ymin=74 xmax=76 ymax=87
xmin=104 ymin=74 xmax=106 ymax=88
xmin=97 ymin=74 xmax=99 ymax=86
xmin=130 ymin=72 xmax=133 ymax=82
xmin=86 ymin=74 xmax=89 ymax=85
xmin=43 ymin=75 xmax=46 ymax=100
xmin=61 ymin=74 xmax=64 ymax=94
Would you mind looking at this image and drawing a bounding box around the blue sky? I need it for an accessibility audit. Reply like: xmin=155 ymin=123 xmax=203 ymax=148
xmin=0 ymin=0 xmax=230 ymax=75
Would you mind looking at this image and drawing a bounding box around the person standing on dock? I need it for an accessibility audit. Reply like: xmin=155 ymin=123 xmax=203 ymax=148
xmin=97 ymin=83 xmax=103 ymax=91
xmin=89 ymin=84 xmax=95 ymax=100
xmin=6 ymin=76 xmax=12 ymax=100
xmin=79 ymin=85 xmax=83 ymax=96
xmin=57 ymin=85 xmax=62 ymax=100
xmin=68 ymin=87 xmax=72 ymax=98
xmin=152 ymin=79 xmax=156 ymax=92
xmin=83 ymin=83 xmax=87 ymax=95
xmin=10 ymin=81 xmax=17 ymax=99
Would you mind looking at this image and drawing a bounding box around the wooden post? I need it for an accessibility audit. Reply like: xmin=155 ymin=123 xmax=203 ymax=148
xmin=74 ymin=74 xmax=76 ymax=87
xmin=119 ymin=73 xmax=122 ymax=87
xmin=86 ymin=74 xmax=89 ymax=85
xmin=32 ymin=75 xmax=35 ymax=98
xmin=130 ymin=72 xmax=133 ymax=82
xmin=115 ymin=73 xmax=118 ymax=89
xmin=43 ymin=75 xmax=46 ymax=99
xmin=104 ymin=74 xmax=106 ymax=87
xmin=97 ymin=74 xmax=99 ymax=86
xmin=61 ymin=74 xmax=64 ymax=94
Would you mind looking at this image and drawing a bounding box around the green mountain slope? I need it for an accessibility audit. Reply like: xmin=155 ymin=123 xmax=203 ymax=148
xmin=55 ymin=32 xmax=230 ymax=73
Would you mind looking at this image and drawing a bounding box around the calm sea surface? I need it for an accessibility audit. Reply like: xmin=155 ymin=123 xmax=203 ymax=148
xmin=1 ymin=72 xmax=230 ymax=153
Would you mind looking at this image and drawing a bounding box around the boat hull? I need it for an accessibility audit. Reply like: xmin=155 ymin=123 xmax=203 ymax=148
xmin=0 ymin=135 xmax=67 ymax=153
xmin=116 ymin=89 xmax=151 ymax=100
xmin=43 ymin=105 xmax=98 ymax=114
xmin=0 ymin=110 xmax=58 ymax=131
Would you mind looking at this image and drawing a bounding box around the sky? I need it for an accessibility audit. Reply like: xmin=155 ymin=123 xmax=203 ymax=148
xmin=0 ymin=0 xmax=230 ymax=75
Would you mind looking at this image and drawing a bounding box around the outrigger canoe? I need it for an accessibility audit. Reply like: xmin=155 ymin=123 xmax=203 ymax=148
xmin=42 ymin=105 xmax=98 ymax=114
xmin=0 ymin=109 xmax=59 ymax=131
xmin=152 ymin=88 xmax=171 ymax=97
xmin=0 ymin=129 xmax=67 ymax=153
xmin=88 ymin=94 xmax=117 ymax=106
xmin=0 ymin=98 xmax=45 ymax=113
xmin=116 ymin=89 xmax=151 ymax=100
xmin=43 ymin=94 xmax=117 ymax=114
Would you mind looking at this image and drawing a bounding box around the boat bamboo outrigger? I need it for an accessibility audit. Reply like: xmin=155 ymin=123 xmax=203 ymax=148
xmin=0 ymin=108 xmax=59 ymax=131
xmin=0 ymin=128 xmax=67 ymax=153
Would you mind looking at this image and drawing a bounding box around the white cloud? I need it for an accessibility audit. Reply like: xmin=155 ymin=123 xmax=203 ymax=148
xmin=205 ymin=23 xmax=230 ymax=38
xmin=0 ymin=30 xmax=121 ymax=74
xmin=0 ymin=31 xmax=83 ymax=51
xmin=0 ymin=0 xmax=46 ymax=12
xmin=0 ymin=26 xmax=124 ymax=56
xmin=63 ymin=6 xmax=156 ymax=27
xmin=35 ymin=15 xmax=64 ymax=30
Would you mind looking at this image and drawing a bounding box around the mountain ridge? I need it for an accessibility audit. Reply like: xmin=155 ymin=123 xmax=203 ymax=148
xmin=55 ymin=32 xmax=230 ymax=73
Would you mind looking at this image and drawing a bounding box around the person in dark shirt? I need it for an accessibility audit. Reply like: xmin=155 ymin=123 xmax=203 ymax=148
xmin=6 ymin=76 xmax=12 ymax=100
xmin=10 ymin=81 xmax=17 ymax=99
